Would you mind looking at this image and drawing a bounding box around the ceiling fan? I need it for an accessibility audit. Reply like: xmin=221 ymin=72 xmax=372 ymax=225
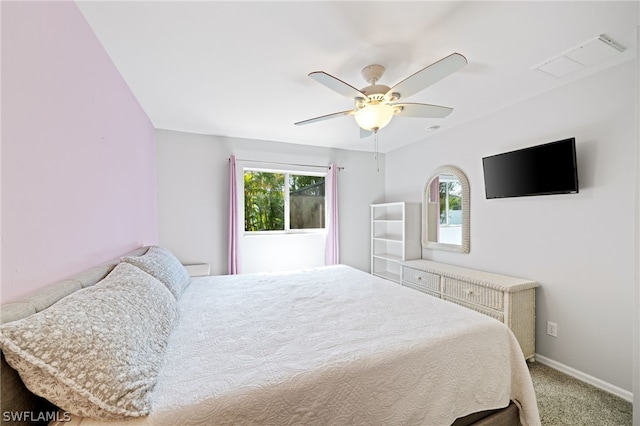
xmin=294 ymin=53 xmax=467 ymax=137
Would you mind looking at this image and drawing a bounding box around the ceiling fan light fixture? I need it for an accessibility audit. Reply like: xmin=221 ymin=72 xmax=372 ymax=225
xmin=354 ymin=102 xmax=394 ymax=131
xmin=296 ymin=53 xmax=467 ymax=132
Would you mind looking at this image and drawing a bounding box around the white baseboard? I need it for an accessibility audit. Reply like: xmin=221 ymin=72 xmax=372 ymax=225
xmin=534 ymin=354 xmax=633 ymax=402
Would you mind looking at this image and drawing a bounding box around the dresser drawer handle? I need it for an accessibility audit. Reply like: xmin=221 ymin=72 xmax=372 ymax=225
xmin=417 ymin=276 xmax=422 ymax=281
xmin=464 ymin=289 xmax=474 ymax=296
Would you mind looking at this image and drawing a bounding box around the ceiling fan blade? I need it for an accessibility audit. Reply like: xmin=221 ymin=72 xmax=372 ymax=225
xmin=360 ymin=127 xmax=373 ymax=138
xmin=294 ymin=109 xmax=355 ymax=126
xmin=387 ymin=53 xmax=467 ymax=100
xmin=394 ymin=103 xmax=453 ymax=118
xmin=309 ymin=71 xmax=368 ymax=100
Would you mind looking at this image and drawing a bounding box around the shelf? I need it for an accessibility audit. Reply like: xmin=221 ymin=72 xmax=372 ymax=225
xmin=372 ymin=237 xmax=402 ymax=243
xmin=373 ymin=270 xmax=401 ymax=283
xmin=372 ymin=253 xmax=403 ymax=262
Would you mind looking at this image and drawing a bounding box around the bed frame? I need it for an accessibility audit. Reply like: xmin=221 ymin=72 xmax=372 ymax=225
xmin=0 ymin=247 xmax=521 ymax=426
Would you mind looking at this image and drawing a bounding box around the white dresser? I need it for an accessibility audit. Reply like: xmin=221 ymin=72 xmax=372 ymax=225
xmin=401 ymin=259 xmax=538 ymax=361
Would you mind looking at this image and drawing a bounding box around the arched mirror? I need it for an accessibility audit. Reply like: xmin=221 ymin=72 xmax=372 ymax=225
xmin=422 ymin=166 xmax=470 ymax=253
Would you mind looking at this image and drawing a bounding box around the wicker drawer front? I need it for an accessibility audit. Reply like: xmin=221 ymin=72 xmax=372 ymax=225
xmin=401 ymin=267 xmax=440 ymax=293
xmin=403 ymin=282 xmax=441 ymax=299
xmin=442 ymin=277 xmax=504 ymax=310
xmin=443 ymin=296 xmax=505 ymax=323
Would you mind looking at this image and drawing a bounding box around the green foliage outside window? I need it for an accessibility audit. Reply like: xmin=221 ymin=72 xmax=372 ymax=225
xmin=439 ymin=181 xmax=462 ymax=225
xmin=439 ymin=181 xmax=462 ymax=211
xmin=244 ymin=171 xmax=285 ymax=231
xmin=289 ymin=175 xmax=324 ymax=195
xmin=244 ymin=171 xmax=325 ymax=232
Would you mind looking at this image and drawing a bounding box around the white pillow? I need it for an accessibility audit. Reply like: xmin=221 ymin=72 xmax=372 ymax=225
xmin=122 ymin=246 xmax=190 ymax=299
xmin=0 ymin=262 xmax=178 ymax=419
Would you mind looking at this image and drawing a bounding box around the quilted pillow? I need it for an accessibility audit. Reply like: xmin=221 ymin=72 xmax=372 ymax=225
xmin=122 ymin=246 xmax=190 ymax=299
xmin=0 ymin=262 xmax=178 ymax=419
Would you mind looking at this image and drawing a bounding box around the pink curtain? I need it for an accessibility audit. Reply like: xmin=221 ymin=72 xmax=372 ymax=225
xmin=228 ymin=156 xmax=240 ymax=274
xmin=325 ymin=164 xmax=339 ymax=265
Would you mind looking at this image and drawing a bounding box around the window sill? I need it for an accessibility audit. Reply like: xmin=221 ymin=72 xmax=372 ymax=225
xmin=244 ymin=229 xmax=326 ymax=236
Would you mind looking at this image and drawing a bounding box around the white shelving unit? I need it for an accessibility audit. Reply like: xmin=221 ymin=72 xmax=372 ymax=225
xmin=370 ymin=202 xmax=421 ymax=283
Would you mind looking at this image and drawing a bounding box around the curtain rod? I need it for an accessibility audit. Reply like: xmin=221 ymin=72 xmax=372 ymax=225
xmin=229 ymin=158 xmax=344 ymax=171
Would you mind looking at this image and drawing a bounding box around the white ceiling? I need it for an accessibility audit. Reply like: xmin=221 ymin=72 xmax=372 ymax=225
xmin=76 ymin=1 xmax=638 ymax=153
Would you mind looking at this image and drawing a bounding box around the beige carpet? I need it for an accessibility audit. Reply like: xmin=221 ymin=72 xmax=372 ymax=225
xmin=528 ymin=362 xmax=632 ymax=426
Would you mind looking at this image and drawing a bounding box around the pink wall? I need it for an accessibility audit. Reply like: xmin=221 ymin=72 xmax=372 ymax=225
xmin=1 ymin=1 xmax=158 ymax=303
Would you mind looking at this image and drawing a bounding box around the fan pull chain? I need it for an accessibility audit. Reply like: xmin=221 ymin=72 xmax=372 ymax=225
xmin=373 ymin=129 xmax=379 ymax=172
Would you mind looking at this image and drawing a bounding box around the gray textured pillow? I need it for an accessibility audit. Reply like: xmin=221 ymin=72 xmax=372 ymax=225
xmin=0 ymin=262 xmax=178 ymax=419
xmin=122 ymin=246 xmax=190 ymax=299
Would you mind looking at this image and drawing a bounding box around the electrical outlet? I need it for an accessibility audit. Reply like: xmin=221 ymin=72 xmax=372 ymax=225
xmin=547 ymin=321 xmax=558 ymax=337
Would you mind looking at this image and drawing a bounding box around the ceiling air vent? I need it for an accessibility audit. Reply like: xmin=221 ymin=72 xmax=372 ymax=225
xmin=533 ymin=34 xmax=626 ymax=78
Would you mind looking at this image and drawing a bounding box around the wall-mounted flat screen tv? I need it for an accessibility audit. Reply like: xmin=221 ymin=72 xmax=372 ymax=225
xmin=482 ymin=137 xmax=579 ymax=199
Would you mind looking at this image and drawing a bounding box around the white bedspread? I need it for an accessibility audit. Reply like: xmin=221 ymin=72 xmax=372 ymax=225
xmin=66 ymin=265 xmax=539 ymax=426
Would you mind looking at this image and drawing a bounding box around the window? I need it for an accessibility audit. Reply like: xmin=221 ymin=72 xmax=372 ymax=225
xmin=243 ymin=169 xmax=326 ymax=232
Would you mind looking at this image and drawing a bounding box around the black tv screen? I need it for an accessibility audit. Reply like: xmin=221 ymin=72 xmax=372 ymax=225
xmin=482 ymin=138 xmax=579 ymax=199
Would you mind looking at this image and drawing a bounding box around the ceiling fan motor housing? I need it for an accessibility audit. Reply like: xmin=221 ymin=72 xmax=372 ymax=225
xmin=360 ymin=64 xmax=391 ymax=102
xmin=361 ymin=84 xmax=391 ymax=100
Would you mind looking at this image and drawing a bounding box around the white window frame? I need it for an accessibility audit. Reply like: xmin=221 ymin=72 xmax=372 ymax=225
xmin=242 ymin=166 xmax=327 ymax=235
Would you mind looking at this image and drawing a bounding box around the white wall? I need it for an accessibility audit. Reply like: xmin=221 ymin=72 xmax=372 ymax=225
xmin=156 ymin=130 xmax=385 ymax=275
xmin=385 ymin=61 xmax=636 ymax=394
xmin=240 ymin=232 xmax=326 ymax=273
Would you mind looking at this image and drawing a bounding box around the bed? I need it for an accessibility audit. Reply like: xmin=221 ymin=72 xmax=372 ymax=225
xmin=0 ymin=246 xmax=540 ymax=426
